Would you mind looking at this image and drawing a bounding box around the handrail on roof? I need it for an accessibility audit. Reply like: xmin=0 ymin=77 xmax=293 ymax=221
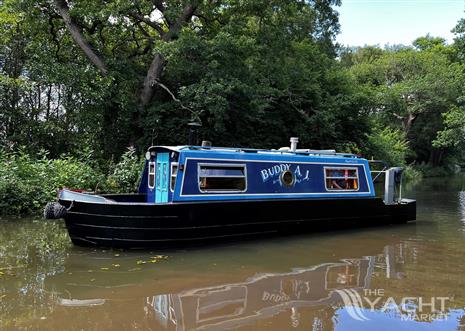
xmin=180 ymin=145 xmax=358 ymax=158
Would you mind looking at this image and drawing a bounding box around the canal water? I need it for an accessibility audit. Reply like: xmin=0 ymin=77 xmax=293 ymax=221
xmin=1 ymin=176 xmax=465 ymax=330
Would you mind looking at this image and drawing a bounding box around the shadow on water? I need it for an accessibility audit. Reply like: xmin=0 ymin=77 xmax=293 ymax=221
xmin=2 ymin=175 xmax=465 ymax=330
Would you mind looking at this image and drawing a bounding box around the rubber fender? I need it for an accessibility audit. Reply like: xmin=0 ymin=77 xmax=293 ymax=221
xmin=43 ymin=202 xmax=67 ymax=219
xmin=43 ymin=202 xmax=57 ymax=219
xmin=53 ymin=203 xmax=68 ymax=219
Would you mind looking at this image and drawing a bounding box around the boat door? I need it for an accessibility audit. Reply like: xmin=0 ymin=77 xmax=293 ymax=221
xmin=155 ymin=153 xmax=169 ymax=203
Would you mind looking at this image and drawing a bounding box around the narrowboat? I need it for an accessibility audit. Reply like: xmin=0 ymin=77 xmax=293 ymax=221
xmin=44 ymin=137 xmax=416 ymax=249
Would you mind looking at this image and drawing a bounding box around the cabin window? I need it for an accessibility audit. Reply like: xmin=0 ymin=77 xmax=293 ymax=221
xmin=170 ymin=163 xmax=178 ymax=192
xmin=148 ymin=162 xmax=155 ymax=189
xmin=198 ymin=164 xmax=247 ymax=193
xmin=325 ymin=167 xmax=359 ymax=191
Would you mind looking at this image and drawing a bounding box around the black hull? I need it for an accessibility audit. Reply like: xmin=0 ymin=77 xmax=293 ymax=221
xmin=58 ymin=197 xmax=416 ymax=249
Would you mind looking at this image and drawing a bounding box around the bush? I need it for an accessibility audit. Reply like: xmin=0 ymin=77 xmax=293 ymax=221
xmin=0 ymin=148 xmax=145 ymax=215
xmin=413 ymin=163 xmax=455 ymax=177
xmin=0 ymin=149 xmax=106 ymax=215
xmin=364 ymin=127 xmax=410 ymax=167
xmin=105 ymin=147 xmax=144 ymax=193
xmin=403 ymin=165 xmax=423 ymax=182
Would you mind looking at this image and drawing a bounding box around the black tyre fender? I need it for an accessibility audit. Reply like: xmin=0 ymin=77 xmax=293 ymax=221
xmin=43 ymin=202 xmax=68 ymax=219
xmin=43 ymin=202 xmax=56 ymax=219
xmin=53 ymin=203 xmax=68 ymax=219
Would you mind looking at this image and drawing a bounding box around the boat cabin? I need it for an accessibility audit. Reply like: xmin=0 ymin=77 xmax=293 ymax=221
xmin=138 ymin=142 xmax=376 ymax=204
xmin=49 ymin=136 xmax=412 ymax=248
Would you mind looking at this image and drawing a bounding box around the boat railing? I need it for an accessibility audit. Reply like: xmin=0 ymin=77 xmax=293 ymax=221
xmin=369 ymin=161 xmax=403 ymax=205
xmin=369 ymin=160 xmax=389 ymax=182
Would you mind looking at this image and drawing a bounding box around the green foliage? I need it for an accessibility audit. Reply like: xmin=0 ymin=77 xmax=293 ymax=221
xmin=347 ymin=42 xmax=465 ymax=166
xmin=0 ymin=149 xmax=144 ymax=215
xmin=413 ymin=163 xmax=455 ymax=178
xmin=339 ymin=46 xmax=384 ymax=67
xmin=413 ymin=35 xmax=446 ymax=51
xmin=0 ymin=149 xmax=103 ymax=214
xmin=105 ymin=147 xmax=144 ymax=193
xmin=364 ymin=127 xmax=410 ymax=167
xmin=403 ymin=165 xmax=423 ymax=182
xmin=433 ymin=106 xmax=465 ymax=149
xmin=0 ymin=0 xmax=344 ymax=157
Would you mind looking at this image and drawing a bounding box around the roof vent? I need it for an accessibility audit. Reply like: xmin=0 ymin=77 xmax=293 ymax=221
xmin=290 ymin=137 xmax=299 ymax=152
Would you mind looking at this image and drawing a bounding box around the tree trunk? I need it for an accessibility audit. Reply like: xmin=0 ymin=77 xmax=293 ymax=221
xmin=46 ymin=85 xmax=52 ymax=120
xmin=53 ymin=1 xmax=199 ymax=149
xmin=429 ymin=148 xmax=445 ymax=167
xmin=54 ymin=0 xmax=107 ymax=75
xmin=138 ymin=2 xmax=198 ymax=107
xmin=403 ymin=113 xmax=417 ymax=134
xmin=140 ymin=53 xmax=166 ymax=107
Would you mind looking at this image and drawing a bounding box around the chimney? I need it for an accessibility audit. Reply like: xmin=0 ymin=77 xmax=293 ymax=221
xmin=188 ymin=122 xmax=201 ymax=145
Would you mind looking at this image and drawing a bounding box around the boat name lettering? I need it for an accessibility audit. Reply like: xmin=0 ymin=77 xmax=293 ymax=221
xmin=260 ymin=164 xmax=291 ymax=182
xmin=260 ymin=164 xmax=310 ymax=185
xmin=262 ymin=291 xmax=290 ymax=303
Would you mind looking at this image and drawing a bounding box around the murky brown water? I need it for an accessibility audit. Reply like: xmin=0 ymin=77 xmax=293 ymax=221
xmin=2 ymin=176 xmax=465 ymax=330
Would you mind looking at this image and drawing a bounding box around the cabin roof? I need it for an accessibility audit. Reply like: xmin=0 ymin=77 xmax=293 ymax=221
xmin=149 ymin=145 xmax=361 ymax=160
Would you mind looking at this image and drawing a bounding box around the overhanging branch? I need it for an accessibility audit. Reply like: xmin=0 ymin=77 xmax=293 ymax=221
xmin=127 ymin=11 xmax=166 ymax=39
xmin=155 ymin=80 xmax=203 ymax=121
xmin=53 ymin=0 xmax=108 ymax=74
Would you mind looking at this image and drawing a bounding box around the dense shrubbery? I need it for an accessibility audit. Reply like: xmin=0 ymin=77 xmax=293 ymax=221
xmin=413 ymin=163 xmax=456 ymax=178
xmin=0 ymin=148 xmax=142 ymax=215
xmin=106 ymin=147 xmax=144 ymax=193
xmin=364 ymin=127 xmax=410 ymax=167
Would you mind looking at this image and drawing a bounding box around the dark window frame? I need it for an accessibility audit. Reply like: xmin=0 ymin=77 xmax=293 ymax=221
xmin=197 ymin=163 xmax=247 ymax=193
xmin=170 ymin=162 xmax=178 ymax=192
xmin=324 ymin=166 xmax=360 ymax=192
xmin=148 ymin=161 xmax=156 ymax=189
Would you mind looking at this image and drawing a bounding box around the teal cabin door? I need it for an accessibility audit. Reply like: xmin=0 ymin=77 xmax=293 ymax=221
xmin=155 ymin=153 xmax=169 ymax=203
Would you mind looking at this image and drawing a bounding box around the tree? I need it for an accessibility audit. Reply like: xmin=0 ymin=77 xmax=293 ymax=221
xmin=412 ymin=35 xmax=446 ymax=51
xmin=433 ymin=106 xmax=465 ymax=149
xmin=339 ymin=45 xmax=384 ymax=67
xmin=347 ymin=44 xmax=465 ymax=165
xmin=1 ymin=0 xmax=351 ymax=157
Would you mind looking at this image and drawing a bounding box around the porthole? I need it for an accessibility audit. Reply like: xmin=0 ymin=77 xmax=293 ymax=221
xmin=280 ymin=170 xmax=295 ymax=187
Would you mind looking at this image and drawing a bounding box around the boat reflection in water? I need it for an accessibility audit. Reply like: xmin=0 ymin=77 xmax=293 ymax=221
xmin=41 ymin=227 xmax=464 ymax=331
xmin=145 ymin=249 xmax=397 ymax=330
